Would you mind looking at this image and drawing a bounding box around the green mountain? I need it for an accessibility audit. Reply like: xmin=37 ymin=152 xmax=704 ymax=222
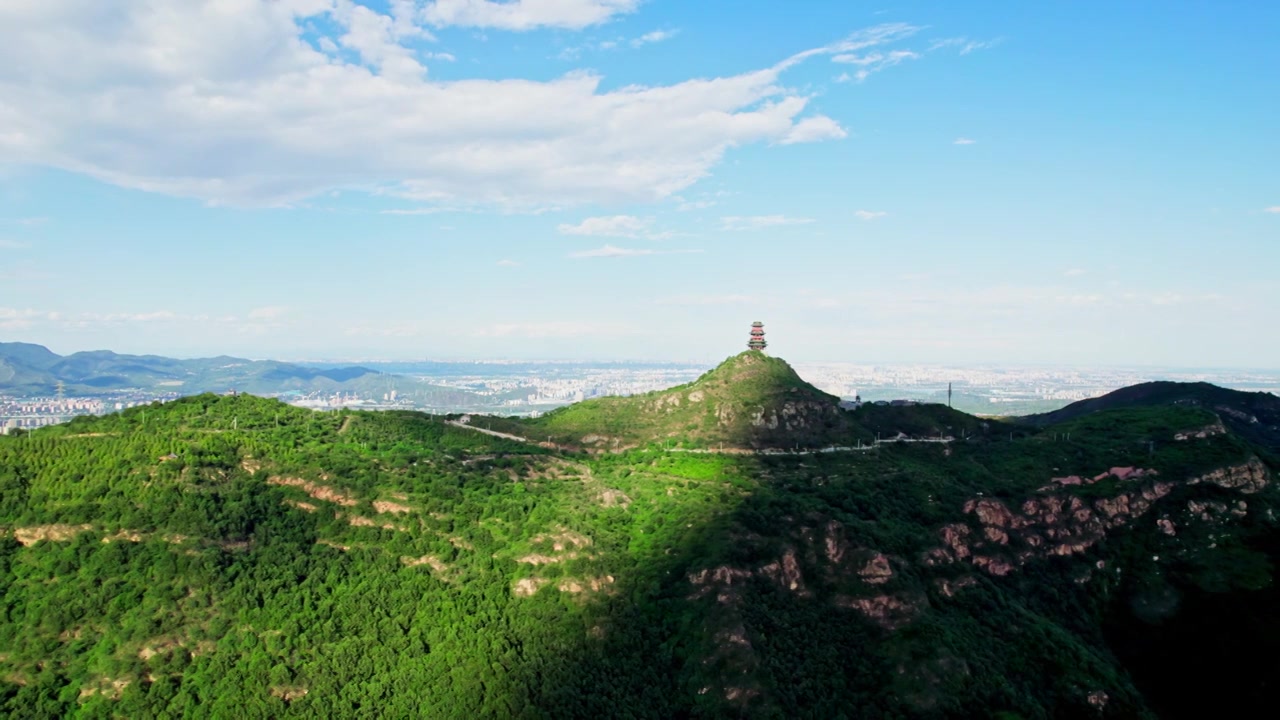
xmin=1021 ymin=381 xmax=1280 ymax=455
xmin=519 ymin=351 xmax=865 ymax=450
xmin=0 ymin=341 xmax=387 ymax=396
xmin=0 ymin=354 xmax=1277 ymax=718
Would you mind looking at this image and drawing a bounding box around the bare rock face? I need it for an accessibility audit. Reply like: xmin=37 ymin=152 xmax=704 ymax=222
xmin=759 ymin=547 xmax=808 ymax=595
xmin=512 ymin=578 xmax=546 ymax=597
xmin=834 ymin=593 xmax=926 ymax=631
xmin=823 ymin=520 xmax=847 ymax=565
xmin=858 ymin=553 xmax=894 ymax=585
xmin=1188 ymin=458 xmax=1270 ymax=493
xmin=927 ymin=460 xmax=1265 ymax=578
xmin=1175 ymin=421 xmax=1227 ymax=440
xmin=935 ymin=576 xmax=978 ymax=598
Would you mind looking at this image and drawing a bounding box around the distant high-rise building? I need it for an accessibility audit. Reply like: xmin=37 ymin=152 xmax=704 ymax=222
xmin=747 ymin=321 xmax=767 ymax=351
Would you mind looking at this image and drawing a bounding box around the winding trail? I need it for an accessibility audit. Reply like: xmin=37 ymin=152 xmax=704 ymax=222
xmin=446 ymin=417 xmax=953 ymax=457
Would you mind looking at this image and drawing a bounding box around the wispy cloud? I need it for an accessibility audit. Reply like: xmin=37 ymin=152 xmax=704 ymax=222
xmin=496 ymin=259 xmax=520 ymax=267
xmin=569 ymin=244 xmax=701 ymax=259
xmin=1265 ymin=206 xmax=1280 ymax=214
xmin=1063 ymin=268 xmax=1087 ymax=277
xmin=675 ymin=198 xmax=715 ymax=211
xmin=781 ymin=116 xmax=847 ymax=144
xmin=558 ymin=215 xmax=658 ymax=238
xmin=832 ymin=49 xmax=920 ymax=82
xmin=380 ymin=208 xmax=450 ymax=216
xmin=720 ymin=215 xmax=815 ymax=231
xmin=0 ymin=307 xmax=55 ymax=330
xmin=953 ymin=137 xmax=977 ymax=145
xmin=473 ymin=321 xmax=633 ymax=338
xmin=0 ymin=306 xmax=295 ymax=333
xmin=247 ymin=306 xmax=289 ymax=321
xmin=631 ymin=29 xmax=678 ymax=48
xmin=854 ymin=210 xmax=887 ymax=221
xmin=422 ymin=0 xmax=643 ymax=31
xmin=929 ymin=37 xmax=1001 ymax=55
xmin=344 ymin=324 xmax=423 ymax=338
xmin=0 ymin=239 xmax=31 ymax=249
xmin=656 ymin=294 xmax=755 ymax=306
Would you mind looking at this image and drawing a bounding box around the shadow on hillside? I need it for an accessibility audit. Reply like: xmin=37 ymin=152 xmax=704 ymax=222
xmin=496 ymin=443 xmax=1111 ymax=717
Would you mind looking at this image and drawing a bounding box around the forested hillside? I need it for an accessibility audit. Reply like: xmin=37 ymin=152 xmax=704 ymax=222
xmin=1 ymin=362 xmax=1278 ymax=718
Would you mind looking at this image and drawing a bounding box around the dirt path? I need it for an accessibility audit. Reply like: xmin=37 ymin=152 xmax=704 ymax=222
xmin=445 ymin=420 xmax=529 ymax=443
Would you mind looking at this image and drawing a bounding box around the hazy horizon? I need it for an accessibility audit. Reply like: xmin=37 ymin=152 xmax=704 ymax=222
xmin=7 ymin=337 xmax=1280 ymax=376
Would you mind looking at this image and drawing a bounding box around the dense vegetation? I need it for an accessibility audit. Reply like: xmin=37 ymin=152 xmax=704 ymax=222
xmin=0 ymin=357 xmax=1277 ymax=718
xmin=1022 ymin=381 xmax=1280 ymax=456
xmin=515 ymin=352 xmax=864 ymax=451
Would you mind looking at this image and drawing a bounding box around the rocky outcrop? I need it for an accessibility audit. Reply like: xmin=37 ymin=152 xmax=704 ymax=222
xmin=759 ymin=548 xmax=809 ymax=595
xmin=935 ymin=576 xmax=978 ymax=598
xmin=1175 ymin=421 xmax=1227 ymax=440
xmin=928 ymin=460 xmax=1268 ymax=577
xmin=512 ymin=577 xmax=546 ymax=597
xmin=267 ymin=476 xmax=357 ymax=507
xmin=1187 ymin=458 xmax=1269 ymax=493
xmin=858 ymin=553 xmax=894 ymax=585
xmin=1043 ymin=466 xmax=1155 ymax=491
xmin=834 ymin=593 xmax=926 ymax=631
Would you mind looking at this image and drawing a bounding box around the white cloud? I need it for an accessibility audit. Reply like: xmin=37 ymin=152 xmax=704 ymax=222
xmin=422 ymin=0 xmax=641 ymax=31
xmin=781 ymin=116 xmax=847 ymax=144
xmin=474 ymin=321 xmax=632 ymax=337
xmin=558 ymin=215 xmax=653 ymax=238
xmin=0 ymin=238 xmax=30 ymax=249
xmin=1265 ymin=206 xmax=1280 ymax=214
xmin=571 ymin=244 xmax=653 ymax=258
xmin=0 ymin=307 xmax=53 ymax=330
xmin=569 ymin=244 xmax=700 ymax=258
xmin=720 ymin=215 xmax=814 ymax=231
xmin=631 ymin=29 xmax=677 ymax=48
xmin=656 ymin=294 xmax=754 ymax=306
xmin=831 ymin=49 xmax=920 ymax=82
xmin=345 ymin=323 xmax=422 ymax=337
xmin=953 ymin=137 xmax=977 ymax=145
xmin=247 ymin=306 xmax=289 ymax=320
xmin=380 ymin=208 xmax=450 ymax=216
xmin=931 ymin=37 xmax=998 ymax=55
xmin=674 ymin=197 xmax=715 ymax=211
xmin=854 ymin=210 xmax=886 ymax=220
xmin=929 ymin=37 xmax=999 ymax=55
xmin=1063 ymin=268 xmax=1087 ymax=277
xmin=0 ymin=3 xmax=890 ymax=210
xmin=496 ymin=258 xmax=520 ymax=266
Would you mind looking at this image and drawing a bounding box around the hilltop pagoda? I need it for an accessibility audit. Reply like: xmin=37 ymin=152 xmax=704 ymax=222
xmin=747 ymin=321 xmax=767 ymax=351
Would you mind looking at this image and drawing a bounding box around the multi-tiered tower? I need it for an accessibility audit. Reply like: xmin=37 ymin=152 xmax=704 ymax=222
xmin=747 ymin=321 xmax=767 ymax=351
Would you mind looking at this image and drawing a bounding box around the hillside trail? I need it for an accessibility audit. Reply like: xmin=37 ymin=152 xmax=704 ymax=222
xmin=446 ymin=417 xmax=952 ymax=457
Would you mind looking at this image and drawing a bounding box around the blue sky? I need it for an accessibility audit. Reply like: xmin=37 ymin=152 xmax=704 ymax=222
xmin=1 ymin=0 xmax=1277 ymax=366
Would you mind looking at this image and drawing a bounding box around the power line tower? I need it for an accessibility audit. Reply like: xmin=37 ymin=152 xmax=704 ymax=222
xmin=56 ymin=381 xmax=66 ymax=402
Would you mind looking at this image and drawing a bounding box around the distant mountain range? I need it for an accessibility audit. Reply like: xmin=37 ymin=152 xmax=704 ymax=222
xmin=0 ymin=342 xmax=397 ymax=397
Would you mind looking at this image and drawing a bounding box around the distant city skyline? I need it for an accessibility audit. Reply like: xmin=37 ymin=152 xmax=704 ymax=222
xmin=2 ymin=1 xmax=1277 ymax=366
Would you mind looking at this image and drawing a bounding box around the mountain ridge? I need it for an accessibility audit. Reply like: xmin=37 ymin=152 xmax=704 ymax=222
xmin=0 ymin=341 xmax=390 ymax=397
xmin=519 ymin=351 xmax=866 ymax=451
xmin=1021 ymin=380 xmax=1280 ymax=455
